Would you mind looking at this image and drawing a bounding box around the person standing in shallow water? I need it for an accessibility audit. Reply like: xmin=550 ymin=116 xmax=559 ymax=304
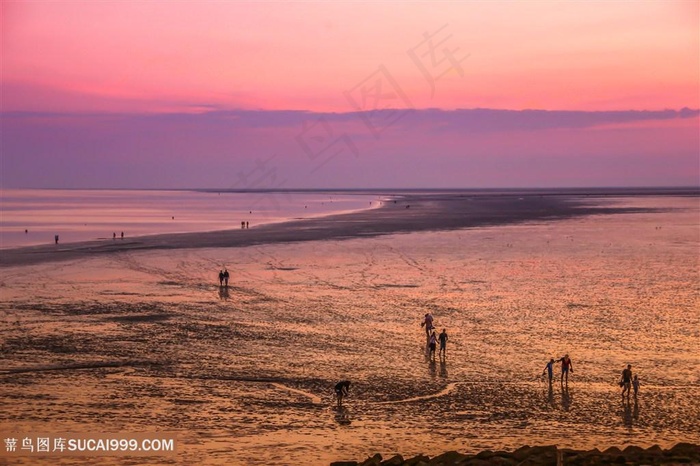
xmin=334 ymin=380 xmax=350 ymax=408
xmin=557 ymin=354 xmax=573 ymax=385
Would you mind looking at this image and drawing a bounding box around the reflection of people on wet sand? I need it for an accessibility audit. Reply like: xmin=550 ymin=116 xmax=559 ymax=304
xmin=334 ymin=406 xmax=351 ymax=425
xmin=561 ymin=384 xmax=572 ymax=411
xmin=547 ymin=382 xmax=555 ymax=407
xmin=621 ymin=364 xmax=633 ymax=398
xmin=218 ymin=270 xmax=224 ymax=286
xmin=439 ymin=359 xmax=447 ymax=378
xmin=557 ymin=354 xmax=573 ymax=385
xmin=218 ymin=285 xmax=229 ymax=301
xmin=334 ymin=380 xmax=350 ymax=408
xmin=438 ymin=329 xmax=448 ymax=359
xmin=421 ymin=313 xmax=434 ymax=337
xmin=542 ymin=358 xmax=555 ymax=384
xmin=223 ymin=268 xmax=230 ymax=287
xmin=622 ymin=396 xmax=633 ymax=426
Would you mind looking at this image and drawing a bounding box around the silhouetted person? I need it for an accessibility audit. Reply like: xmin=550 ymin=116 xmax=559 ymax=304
xmin=557 ymin=354 xmax=573 ymax=385
xmin=113 ymin=232 xmax=116 ymax=240
xmin=218 ymin=270 xmax=224 ymax=286
xmin=335 ymin=380 xmax=350 ymax=408
xmin=421 ymin=313 xmax=434 ymax=337
xmin=241 ymin=221 xmax=245 ymax=229
xmin=632 ymin=375 xmax=640 ymax=398
xmin=223 ymin=269 xmax=229 ymax=286
xmin=55 ymin=235 xmax=59 ymax=244
xmin=121 ymin=231 xmax=124 ymax=239
xmin=542 ymin=358 xmax=555 ymax=384
xmin=438 ymin=329 xmax=448 ymax=359
xmin=246 ymin=221 xmax=249 ymax=229
xmin=428 ymin=331 xmax=437 ymax=360
xmin=621 ymin=364 xmax=633 ymax=398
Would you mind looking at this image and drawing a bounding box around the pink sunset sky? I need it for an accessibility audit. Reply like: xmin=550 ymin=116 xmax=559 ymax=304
xmin=1 ymin=1 xmax=698 ymax=188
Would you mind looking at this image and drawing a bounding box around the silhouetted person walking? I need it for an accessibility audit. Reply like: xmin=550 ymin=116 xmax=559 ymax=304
xmin=438 ymin=329 xmax=448 ymax=359
xmin=621 ymin=364 xmax=633 ymax=398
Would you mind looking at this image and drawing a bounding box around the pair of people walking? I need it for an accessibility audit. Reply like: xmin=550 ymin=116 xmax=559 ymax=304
xmin=218 ymin=269 xmax=230 ymax=286
xmin=542 ymin=354 xmax=574 ymax=385
xmin=620 ymin=364 xmax=640 ymax=398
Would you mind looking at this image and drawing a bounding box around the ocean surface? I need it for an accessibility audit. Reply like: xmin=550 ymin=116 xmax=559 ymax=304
xmin=0 ymin=189 xmax=380 ymax=249
xmin=0 ymin=193 xmax=698 ymax=465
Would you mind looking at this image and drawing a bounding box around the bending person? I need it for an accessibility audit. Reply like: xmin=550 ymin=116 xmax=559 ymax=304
xmin=334 ymin=380 xmax=351 ymax=408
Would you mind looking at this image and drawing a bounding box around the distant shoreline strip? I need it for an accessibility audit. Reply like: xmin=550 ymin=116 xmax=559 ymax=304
xmin=0 ymin=190 xmax=695 ymax=268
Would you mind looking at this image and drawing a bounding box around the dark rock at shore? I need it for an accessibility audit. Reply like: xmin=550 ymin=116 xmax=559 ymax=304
xmin=361 ymin=453 xmax=384 ymax=466
xmin=381 ymin=455 xmax=405 ymax=466
xmin=428 ymin=451 xmax=468 ymax=465
xmin=333 ymin=443 xmax=700 ymax=466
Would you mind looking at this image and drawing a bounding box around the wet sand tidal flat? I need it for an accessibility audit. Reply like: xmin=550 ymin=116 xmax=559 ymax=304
xmin=0 ymin=192 xmax=698 ymax=465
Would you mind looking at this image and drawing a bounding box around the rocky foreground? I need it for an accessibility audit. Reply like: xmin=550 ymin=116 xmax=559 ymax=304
xmin=331 ymin=443 xmax=700 ymax=465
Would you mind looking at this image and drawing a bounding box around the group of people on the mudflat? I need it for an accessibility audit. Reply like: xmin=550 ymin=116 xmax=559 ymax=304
xmin=422 ymin=311 xmax=642 ymax=399
xmin=421 ymin=312 xmax=448 ymax=360
xmin=542 ymin=358 xmax=640 ymax=397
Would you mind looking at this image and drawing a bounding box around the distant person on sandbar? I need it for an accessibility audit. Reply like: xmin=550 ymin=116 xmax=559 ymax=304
xmin=334 ymin=380 xmax=350 ymax=408
xmin=428 ymin=331 xmax=437 ymax=360
xmin=113 ymin=232 xmax=116 ymax=240
xmin=621 ymin=364 xmax=633 ymax=398
xmin=557 ymin=354 xmax=573 ymax=385
xmin=421 ymin=312 xmax=434 ymax=337
xmin=55 ymin=235 xmax=59 ymax=244
xmin=632 ymin=374 xmax=640 ymax=398
xmin=223 ymin=268 xmax=230 ymax=287
xmin=542 ymin=358 xmax=555 ymax=384
xmin=121 ymin=231 xmax=124 ymax=239
xmin=438 ymin=329 xmax=448 ymax=358
xmin=246 ymin=221 xmax=249 ymax=229
xmin=218 ymin=270 xmax=224 ymax=286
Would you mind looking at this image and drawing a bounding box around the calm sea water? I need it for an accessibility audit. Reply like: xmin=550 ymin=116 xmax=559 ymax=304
xmin=0 ymin=189 xmax=379 ymax=249
xmin=0 ymin=194 xmax=698 ymax=465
